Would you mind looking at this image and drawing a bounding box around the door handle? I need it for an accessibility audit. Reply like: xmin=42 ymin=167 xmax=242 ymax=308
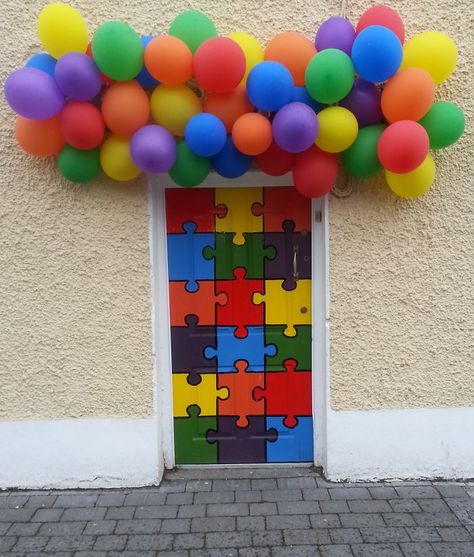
xmin=293 ymin=245 xmax=299 ymax=283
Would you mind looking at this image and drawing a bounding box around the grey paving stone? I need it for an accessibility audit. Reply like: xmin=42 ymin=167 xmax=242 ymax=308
xmin=340 ymin=513 xmax=385 ymax=528
xmin=320 ymin=545 xmax=353 ymax=557
xmin=191 ymin=549 xmax=238 ymax=557
xmin=46 ymin=535 xmax=95 ymax=551
xmin=407 ymin=527 xmax=442 ymax=542
xmin=93 ymin=534 xmax=128 ymax=551
xmin=178 ymin=504 xmax=206 ymax=518
xmin=266 ymin=514 xmax=311 ymax=530
xmin=0 ymin=523 xmax=10 ymax=535
xmin=435 ymin=485 xmax=470 ymax=499
xmin=24 ymin=494 xmax=58 ymax=508
xmin=252 ymin=479 xmax=278 ymax=490
xmin=262 ymin=489 xmax=303 ymax=502
xmin=310 ymin=514 xmax=341 ymax=528
xmin=320 ymin=500 xmax=350 ymax=514
xmin=390 ymin=499 xmax=422 ymax=513
xmin=12 ymin=535 xmax=51 ymax=552
xmin=96 ymin=493 xmax=126 ymax=507
xmin=278 ymin=501 xmax=320 ymax=515
xmin=0 ymin=537 xmax=16 ymax=552
xmin=207 ymin=503 xmax=249 ymax=517
xmin=213 ymin=480 xmax=251 ymax=492
xmin=105 ymin=506 xmax=136 ymax=520
xmin=83 ymin=520 xmax=116 ymax=535
xmin=135 ymin=504 xmax=178 ymax=518
xmin=436 ymin=526 xmax=472 ymax=541
xmin=161 ymin=518 xmax=191 ymax=533
xmin=395 ymin=487 xmax=440 ymax=499
xmin=368 ymin=487 xmax=398 ymax=499
xmin=360 ymin=526 xmax=410 ymax=542
xmin=302 ymin=488 xmax=330 ymax=501
xmin=115 ymin=518 xmax=161 ymax=534
xmin=348 ymin=500 xmax=392 ymax=513
xmin=124 ymin=492 xmax=167 ymax=506
xmin=445 ymin=498 xmax=474 ymax=525
xmin=431 ymin=542 xmax=474 ymax=556
xmin=414 ymin=512 xmax=461 ymax=527
xmin=108 ymin=551 xmax=156 ymax=557
xmin=383 ymin=512 xmax=416 ymax=527
xmin=284 ymin=527 xmax=330 ymax=544
xmin=277 ymin=477 xmax=317 ymax=490
xmin=240 ymin=548 xmax=271 ymax=557
xmin=399 ymin=542 xmax=437 ymax=556
xmin=54 ymin=494 xmax=98 ymax=508
xmin=237 ymin=516 xmax=266 ymax=531
xmin=186 ymin=480 xmax=212 ymax=492
xmin=126 ymin=533 xmax=174 ymax=550
xmin=253 ymin=529 xmax=284 ymax=546
xmin=75 ymin=551 xmax=108 ymax=557
xmin=167 ymin=492 xmax=194 ymax=505
xmin=174 ymin=532 xmax=205 ymax=549
xmin=31 ymin=508 xmax=64 ymax=522
xmin=206 ymin=531 xmax=252 ymax=548
xmin=250 ymin=502 xmax=277 ymax=515
xmin=329 ymin=488 xmax=371 ymax=500
xmin=351 ymin=543 xmax=404 ymax=556
xmin=194 ymin=491 xmax=235 ymax=504
xmin=38 ymin=521 xmax=86 ymax=536
xmin=329 ymin=528 xmax=363 ymax=544
xmin=0 ymin=508 xmax=35 ymax=522
xmin=0 ymin=494 xmax=29 ymax=507
xmin=159 ymin=481 xmax=187 ymax=493
xmin=236 ymin=490 xmax=263 ymax=503
xmin=61 ymin=507 xmax=106 ymax=521
xmin=158 ymin=551 xmax=189 ymax=557
xmin=272 ymin=546 xmax=321 ymax=557
xmin=418 ymin=500 xmax=451 ymax=513
xmin=6 ymin=521 xmax=41 ymax=535
xmin=191 ymin=517 xmax=236 ymax=532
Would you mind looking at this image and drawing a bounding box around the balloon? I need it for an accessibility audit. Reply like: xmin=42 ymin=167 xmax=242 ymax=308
xmin=272 ymin=102 xmax=318 ymax=154
xmin=185 ymin=113 xmax=227 ymax=157
xmin=26 ymin=53 xmax=56 ymax=78
xmin=351 ymin=25 xmax=402 ymax=83
xmin=203 ymin=85 xmax=253 ymax=132
xmin=292 ymin=86 xmax=322 ymax=112
xmin=315 ymin=106 xmax=358 ymax=153
xmin=4 ymin=68 xmax=64 ymax=120
xmin=130 ymin=125 xmax=176 ymax=174
xmin=144 ymin=35 xmax=192 ymax=85
xmin=54 ymin=52 xmax=101 ymax=101
xmin=255 ymin=141 xmax=296 ymax=176
xmin=150 ymin=84 xmax=201 ymax=137
xmin=232 ymin=113 xmax=273 ymax=156
xmin=341 ymin=124 xmax=386 ymax=178
xmin=135 ymin=36 xmax=159 ymax=89
xmin=227 ymin=32 xmax=263 ymax=83
xmin=57 ymin=145 xmax=100 ymax=183
xmin=246 ymin=61 xmax=294 ymax=112
xmin=386 ymin=154 xmax=435 ymax=198
xmin=315 ymin=17 xmax=355 ymax=56
xmin=37 ymin=3 xmax=88 ymax=59
xmin=169 ymin=10 xmax=217 ymax=54
xmin=60 ymin=102 xmax=105 ymax=150
xmin=356 ymin=5 xmax=405 ymax=43
xmin=381 ymin=68 xmax=434 ymax=123
xmin=169 ymin=140 xmax=211 ymax=187
xmin=339 ymin=78 xmax=382 ymax=127
xmin=305 ymin=49 xmax=354 ymax=104
xmin=193 ymin=37 xmax=245 ymax=94
xmin=293 ymin=147 xmax=338 ymax=198
xmin=15 ymin=115 xmax=65 ymax=156
xmin=212 ymin=136 xmax=252 ymax=178
xmin=85 ymin=43 xmax=112 ymax=85
xmin=418 ymin=102 xmax=465 ymax=149
xmin=401 ymin=31 xmax=458 ymax=85
xmin=102 ymin=81 xmax=150 ymax=137
xmin=264 ymin=32 xmax=316 ymax=86
xmin=377 ymin=120 xmax=429 ymax=173
xmin=100 ymin=135 xmax=140 ymax=181
xmin=92 ymin=21 xmax=143 ymax=81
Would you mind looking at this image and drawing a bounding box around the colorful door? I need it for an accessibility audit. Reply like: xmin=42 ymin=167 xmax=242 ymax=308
xmin=166 ymin=186 xmax=313 ymax=465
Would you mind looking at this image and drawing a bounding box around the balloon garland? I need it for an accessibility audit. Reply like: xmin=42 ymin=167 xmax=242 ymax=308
xmin=4 ymin=3 xmax=465 ymax=199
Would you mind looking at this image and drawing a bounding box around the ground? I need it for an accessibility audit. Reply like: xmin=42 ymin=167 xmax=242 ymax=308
xmin=0 ymin=468 xmax=473 ymax=556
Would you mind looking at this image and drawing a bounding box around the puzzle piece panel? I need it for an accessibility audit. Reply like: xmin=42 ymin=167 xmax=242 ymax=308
xmin=173 ymin=373 xmax=228 ymax=417
xmin=252 ymin=186 xmax=312 ymax=232
xmin=215 ymin=188 xmax=263 ymax=245
xmin=166 ymin=188 xmax=222 ymax=233
xmin=174 ymin=405 xmax=217 ymax=464
xmin=266 ymin=416 xmax=313 ymax=463
xmin=169 ymin=281 xmax=227 ymax=326
xmin=265 ymin=325 xmax=312 ymax=372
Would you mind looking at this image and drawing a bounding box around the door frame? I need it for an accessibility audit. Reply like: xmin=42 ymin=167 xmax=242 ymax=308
xmin=148 ymin=172 xmax=329 ymax=469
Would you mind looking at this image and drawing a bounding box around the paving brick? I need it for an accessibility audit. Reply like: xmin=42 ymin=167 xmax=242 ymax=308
xmin=0 ymin=523 xmax=10 ymax=535
xmin=24 ymin=494 xmax=58 ymax=508
xmin=38 ymin=520 xmax=86 ymax=536
xmin=174 ymin=532 xmax=205 ymax=549
xmin=390 ymin=499 xmax=422 ymax=513
xmin=302 ymin=488 xmax=330 ymax=501
xmin=6 ymin=521 xmax=40 ymax=535
xmin=54 ymin=494 xmax=98 ymax=508
xmin=266 ymin=514 xmax=311 ymax=530
xmin=399 ymin=542 xmax=437 ymax=556
xmin=74 ymin=551 xmax=108 ymax=557
xmin=435 ymin=485 xmax=470 ymax=499
xmin=159 ymin=551 xmax=190 ymax=557
xmin=107 ymin=551 xmax=156 ymax=557
xmin=272 ymin=546 xmax=321 ymax=557
xmin=414 ymin=512 xmax=461 ymax=527
xmin=191 ymin=549 xmax=238 ymax=557
xmin=320 ymin=545 xmax=353 ymax=557
xmin=351 ymin=543 xmax=404 ymax=556
xmin=135 ymin=504 xmax=178 ymax=518
xmin=237 ymin=516 xmax=266 ymax=531
xmin=207 ymin=503 xmax=249 ymax=517
xmin=105 ymin=506 xmax=135 ymax=520
xmin=123 ymin=492 xmax=167 ymax=506
xmin=348 ymin=500 xmax=392 ymax=513
xmin=167 ymin=492 xmax=194 ymax=505
xmin=407 ymin=527 xmax=442 ymax=542
xmin=194 ymin=491 xmax=235 ymax=504
xmin=83 ymin=520 xmax=116 ymax=535
xmin=126 ymin=533 xmax=174 ymax=550
xmin=236 ymin=490 xmax=263 ymax=503
xmin=62 ymin=507 xmax=106 ymax=521
xmin=0 ymin=537 xmax=16 ymax=552
xmin=431 ymin=542 xmax=474 ymax=556
xmin=31 ymin=507 xmax=64 ymax=522
xmin=320 ymin=500 xmax=350 ymax=514
xmin=115 ymin=518 xmax=161 ymax=534
xmin=206 ymin=531 xmax=252 ymax=548
xmin=178 ymin=504 xmax=206 ymax=518
xmin=330 ymin=528 xmax=363 ymax=544
xmin=277 ymin=501 xmax=320 ymax=515
xmin=186 ymin=480 xmax=212 ymax=492
xmin=12 ymin=536 xmax=50 ymax=552
xmin=212 ymin=479 xmax=251 ymax=492
xmin=360 ymin=526 xmax=410 ymax=543
xmin=191 ymin=517 xmax=236 ymax=532
xmin=277 ymin=477 xmax=318 ymax=490
xmin=340 ymin=513 xmax=385 ymax=528
xmin=159 ymin=481 xmax=187 ymax=493
xmin=262 ymin=489 xmax=303 ymax=502
xmin=93 ymin=534 xmax=128 ymax=551
xmin=284 ymin=528 xmax=330 ymax=544
xmin=161 ymin=518 xmax=191 ymax=533
xmin=395 ymin=487 xmax=440 ymax=499
xmin=253 ymin=529 xmax=284 ymax=546
xmin=46 ymin=535 xmax=95 ymax=551
xmin=436 ymin=526 xmax=472 ymax=541
xmin=383 ymin=512 xmax=416 ymax=527
xmin=250 ymin=502 xmax=277 ymax=515
xmin=368 ymin=487 xmax=398 ymax=500
xmin=0 ymin=495 xmax=29 ymax=508
xmin=329 ymin=488 xmax=371 ymax=500
xmin=96 ymin=493 xmax=126 ymax=507
xmin=252 ymin=479 xmax=278 ymax=490
xmin=240 ymin=548 xmax=271 ymax=557
xmin=418 ymin=500 xmax=451 ymax=513
xmin=310 ymin=514 xmax=341 ymax=528
xmin=0 ymin=508 xmax=35 ymax=522
xmin=445 ymin=497 xmax=474 ymax=526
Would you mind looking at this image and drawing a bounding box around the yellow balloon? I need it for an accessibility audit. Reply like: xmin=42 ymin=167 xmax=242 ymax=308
xmin=228 ymin=32 xmax=264 ymax=83
xmin=100 ymin=135 xmax=140 ymax=182
xmin=37 ymin=3 xmax=88 ymax=59
xmin=315 ymin=107 xmax=358 ymax=153
xmin=150 ymin=84 xmax=201 ymax=137
xmin=386 ymin=154 xmax=436 ymax=198
xmin=401 ymin=32 xmax=458 ymax=85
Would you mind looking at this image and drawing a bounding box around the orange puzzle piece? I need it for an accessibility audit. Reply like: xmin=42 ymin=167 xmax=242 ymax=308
xmin=169 ymin=281 xmax=227 ymax=326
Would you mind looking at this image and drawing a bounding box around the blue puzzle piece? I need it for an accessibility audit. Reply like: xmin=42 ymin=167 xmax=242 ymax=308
xmin=167 ymin=221 xmax=215 ymax=292
xmin=266 ymin=417 xmax=313 ymax=463
xmin=204 ymin=326 xmax=276 ymax=372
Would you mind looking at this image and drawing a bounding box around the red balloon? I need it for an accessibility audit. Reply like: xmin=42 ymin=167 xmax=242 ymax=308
xmin=377 ymin=121 xmax=429 ymax=173
xmin=255 ymin=141 xmax=296 ymax=176
xmin=193 ymin=37 xmax=246 ymax=94
xmin=292 ymin=146 xmax=338 ymax=198
xmin=356 ymin=5 xmax=405 ymax=43
xmin=60 ymin=101 xmax=105 ymax=150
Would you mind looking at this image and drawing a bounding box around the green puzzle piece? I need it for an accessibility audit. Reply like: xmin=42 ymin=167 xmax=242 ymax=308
xmin=265 ymin=325 xmax=312 ymax=371
xmin=203 ymin=233 xmax=276 ymax=280
xmin=174 ymin=405 xmax=217 ymax=464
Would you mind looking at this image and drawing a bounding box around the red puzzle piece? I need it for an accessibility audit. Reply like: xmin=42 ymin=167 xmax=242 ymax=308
xmin=252 ymin=186 xmax=312 ymax=232
xmin=169 ymin=281 xmax=227 ymax=326
xmin=218 ymin=360 xmax=264 ymax=428
xmin=165 ymin=188 xmax=225 ymax=233
xmin=254 ymin=359 xmax=312 ymax=428
xmin=216 ymin=267 xmax=264 ymax=338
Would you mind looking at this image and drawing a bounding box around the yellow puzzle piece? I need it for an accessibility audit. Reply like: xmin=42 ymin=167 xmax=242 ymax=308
xmin=253 ymin=279 xmax=312 ymax=337
xmin=215 ymin=187 xmax=263 ymax=245
xmin=173 ymin=373 xmax=229 ymax=417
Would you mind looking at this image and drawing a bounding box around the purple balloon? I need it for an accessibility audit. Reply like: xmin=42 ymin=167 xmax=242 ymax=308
xmin=55 ymin=53 xmax=101 ymax=101
xmin=4 ymin=67 xmax=64 ymax=120
xmin=315 ymin=16 xmax=355 ymax=56
xmin=272 ymin=102 xmax=318 ymax=154
xmin=340 ymin=78 xmax=383 ymax=127
xmin=131 ymin=125 xmax=177 ymax=174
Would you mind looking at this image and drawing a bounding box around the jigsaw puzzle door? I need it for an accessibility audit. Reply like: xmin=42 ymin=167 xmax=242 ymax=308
xmin=166 ymin=186 xmax=313 ymax=465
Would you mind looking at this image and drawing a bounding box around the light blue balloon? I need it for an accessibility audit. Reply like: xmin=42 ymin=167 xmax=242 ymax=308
xmin=26 ymin=53 xmax=57 ymax=79
xmin=247 ymin=61 xmax=294 ymax=112
xmin=135 ymin=36 xmax=159 ymax=89
xmin=185 ymin=113 xmax=227 ymax=157
xmin=212 ymin=136 xmax=252 ymax=178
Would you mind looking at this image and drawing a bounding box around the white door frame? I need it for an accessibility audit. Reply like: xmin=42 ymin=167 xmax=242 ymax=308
xmin=148 ymin=172 xmax=329 ymax=470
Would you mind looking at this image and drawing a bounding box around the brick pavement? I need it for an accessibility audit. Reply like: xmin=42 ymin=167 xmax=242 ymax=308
xmin=0 ymin=468 xmax=473 ymax=556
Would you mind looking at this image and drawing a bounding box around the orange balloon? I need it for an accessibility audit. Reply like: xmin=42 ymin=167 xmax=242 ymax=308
xmin=232 ymin=112 xmax=272 ymax=155
xmin=381 ymin=68 xmax=435 ymax=123
xmin=264 ymin=32 xmax=316 ymax=86
xmin=203 ymin=85 xmax=253 ymax=132
xmin=15 ymin=115 xmax=65 ymax=156
xmin=101 ymin=81 xmax=150 ymax=137
xmin=144 ymin=36 xmax=193 ymax=85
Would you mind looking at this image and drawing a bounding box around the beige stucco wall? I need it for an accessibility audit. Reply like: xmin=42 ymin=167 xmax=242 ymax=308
xmin=0 ymin=0 xmax=472 ymax=420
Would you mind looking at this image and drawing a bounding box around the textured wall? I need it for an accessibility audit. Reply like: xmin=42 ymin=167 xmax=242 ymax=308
xmin=0 ymin=0 xmax=472 ymax=419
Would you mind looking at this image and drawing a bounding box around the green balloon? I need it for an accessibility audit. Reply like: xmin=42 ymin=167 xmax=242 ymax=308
xmin=305 ymin=49 xmax=355 ymax=104
xmin=92 ymin=21 xmax=143 ymax=80
xmin=169 ymin=140 xmax=211 ymax=187
xmin=418 ymin=101 xmax=465 ymax=149
xmin=169 ymin=10 xmax=217 ymax=54
xmin=341 ymin=124 xmax=386 ymax=179
xmin=57 ymin=146 xmax=100 ymax=183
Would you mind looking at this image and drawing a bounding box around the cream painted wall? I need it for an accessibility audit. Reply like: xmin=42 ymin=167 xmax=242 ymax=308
xmin=0 ymin=0 xmax=472 ymax=420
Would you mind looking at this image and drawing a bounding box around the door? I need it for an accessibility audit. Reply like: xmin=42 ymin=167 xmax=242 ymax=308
xmin=166 ymin=186 xmax=313 ymax=465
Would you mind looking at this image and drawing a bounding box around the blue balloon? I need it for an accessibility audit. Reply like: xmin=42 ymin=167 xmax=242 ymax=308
xmin=212 ymin=137 xmax=252 ymax=178
xmin=135 ymin=36 xmax=159 ymax=89
xmin=185 ymin=113 xmax=227 ymax=157
xmin=292 ymin=86 xmax=322 ymax=113
xmin=351 ymin=25 xmax=402 ymax=83
xmin=246 ymin=61 xmax=294 ymax=112
xmin=26 ymin=53 xmax=57 ymax=79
